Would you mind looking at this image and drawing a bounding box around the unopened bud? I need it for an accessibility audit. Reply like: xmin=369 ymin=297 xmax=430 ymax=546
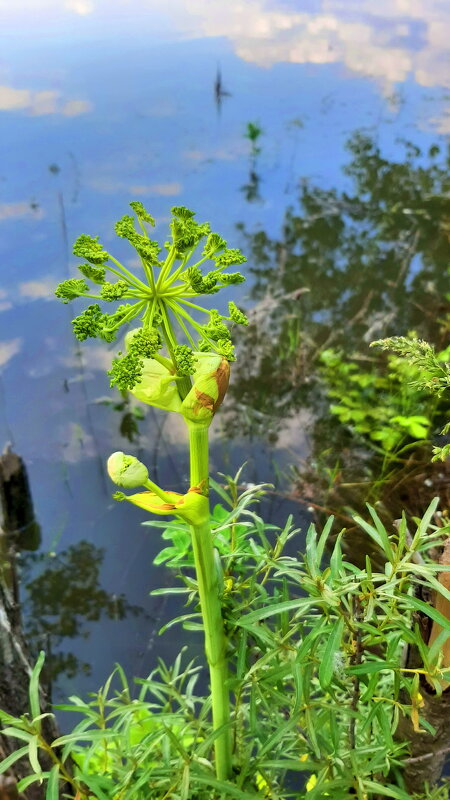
xmin=107 ymin=452 xmax=149 ymax=488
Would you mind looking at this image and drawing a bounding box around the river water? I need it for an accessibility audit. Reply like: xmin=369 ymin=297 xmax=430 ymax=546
xmin=1 ymin=0 xmax=450 ymax=703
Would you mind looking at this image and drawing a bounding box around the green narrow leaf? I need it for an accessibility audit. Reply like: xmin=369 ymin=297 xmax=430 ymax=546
xmin=292 ymin=660 xmax=303 ymax=715
xmin=406 ymin=595 xmax=450 ymax=632
xmin=29 ymin=651 xmax=45 ymax=729
xmin=316 ymin=515 xmax=334 ymax=567
xmin=17 ymin=773 xmax=51 ymax=792
xmin=0 ymin=745 xmax=30 ymax=775
xmin=250 ymin=681 xmax=257 ymax=736
xmin=236 ymin=630 xmax=248 ymax=679
xmin=412 ymin=497 xmax=440 ymax=548
xmin=396 ymin=513 xmax=407 ymax=556
xmin=237 ymin=597 xmax=317 ymax=625
xmin=1 ymin=727 xmax=34 ymax=742
xmin=360 ymin=700 xmax=381 ymax=734
xmin=428 ymin=627 xmax=450 ymax=664
xmin=348 ymin=661 xmax=397 ymax=675
xmin=318 ymin=617 xmax=344 ymax=689
xmin=191 ymin=775 xmax=261 ymax=798
xmin=305 ymin=707 xmax=320 ymax=758
xmin=280 ymin=577 xmax=289 ymax=635
xmin=305 ymin=524 xmax=319 ymax=578
xmin=330 ymin=530 xmax=344 ymax=579
xmin=180 ymin=763 xmax=190 ymax=800
xmin=28 ymin=736 xmax=42 ymax=776
xmin=258 ymin=759 xmax=314 ymax=771
xmin=74 ymin=773 xmax=111 ymax=800
xmin=363 ymin=781 xmax=412 ymax=799
xmin=209 ymin=477 xmax=232 ymax=507
xmin=354 ymin=509 xmax=394 ymax=563
xmin=46 ymin=765 xmax=59 ymax=800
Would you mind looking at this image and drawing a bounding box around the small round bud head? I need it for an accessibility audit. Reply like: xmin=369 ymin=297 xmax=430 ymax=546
xmin=107 ymin=451 xmax=149 ymax=488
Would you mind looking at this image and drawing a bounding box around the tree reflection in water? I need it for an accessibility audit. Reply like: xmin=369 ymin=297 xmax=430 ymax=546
xmin=21 ymin=541 xmax=144 ymax=681
xmin=228 ymin=132 xmax=450 ymax=547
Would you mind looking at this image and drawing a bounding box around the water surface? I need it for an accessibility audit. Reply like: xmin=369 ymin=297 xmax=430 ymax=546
xmin=1 ymin=0 xmax=449 ymax=701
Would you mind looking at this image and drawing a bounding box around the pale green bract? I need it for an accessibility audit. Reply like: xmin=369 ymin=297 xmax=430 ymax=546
xmin=130 ymin=351 xmax=230 ymax=426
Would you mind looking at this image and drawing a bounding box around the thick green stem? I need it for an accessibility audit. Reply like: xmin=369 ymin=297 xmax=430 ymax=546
xmin=188 ymin=422 xmax=232 ymax=780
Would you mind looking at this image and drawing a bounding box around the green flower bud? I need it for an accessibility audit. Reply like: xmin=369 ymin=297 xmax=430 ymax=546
xmin=107 ymin=452 xmax=149 ymax=488
xmin=181 ymin=354 xmax=230 ymax=425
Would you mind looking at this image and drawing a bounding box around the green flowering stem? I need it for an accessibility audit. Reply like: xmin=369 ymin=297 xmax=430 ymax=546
xmin=108 ymin=254 xmax=150 ymax=293
xmin=177 ymin=298 xmax=210 ymax=313
xmin=156 ymin=245 xmax=177 ymax=291
xmin=188 ymin=421 xmax=232 ymax=781
xmin=168 ymin=301 xmax=222 ymax=354
xmin=151 ymin=351 xmax=176 ymax=372
xmin=143 ymin=478 xmax=177 ymax=505
xmin=103 ymin=262 xmax=146 ymax=291
xmin=106 ymin=301 xmax=146 ymax=332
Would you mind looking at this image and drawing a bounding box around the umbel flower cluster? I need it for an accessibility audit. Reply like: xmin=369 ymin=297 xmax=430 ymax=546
xmin=55 ymin=202 xmax=248 ymax=393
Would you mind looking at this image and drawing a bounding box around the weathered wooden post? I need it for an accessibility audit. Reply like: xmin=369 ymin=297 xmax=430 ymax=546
xmin=0 ymin=447 xmax=60 ymax=798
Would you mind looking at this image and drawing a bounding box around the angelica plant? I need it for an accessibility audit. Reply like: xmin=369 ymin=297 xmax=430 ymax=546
xmin=55 ymin=202 xmax=248 ymax=781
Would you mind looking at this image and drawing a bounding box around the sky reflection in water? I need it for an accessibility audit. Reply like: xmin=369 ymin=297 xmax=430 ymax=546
xmin=0 ymin=0 xmax=449 ymax=700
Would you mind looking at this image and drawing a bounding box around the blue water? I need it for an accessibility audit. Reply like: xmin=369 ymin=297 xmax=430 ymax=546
xmin=1 ymin=0 xmax=449 ymax=701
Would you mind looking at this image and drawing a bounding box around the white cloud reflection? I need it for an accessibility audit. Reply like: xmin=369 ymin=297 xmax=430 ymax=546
xmin=0 ymin=339 xmax=22 ymax=369
xmin=157 ymin=0 xmax=450 ymax=92
xmin=19 ymin=277 xmax=56 ymax=300
xmin=87 ymin=177 xmax=183 ymax=196
xmin=0 ymin=85 xmax=92 ymax=116
xmin=65 ymin=0 xmax=94 ymax=13
xmin=2 ymin=0 xmax=450 ymax=95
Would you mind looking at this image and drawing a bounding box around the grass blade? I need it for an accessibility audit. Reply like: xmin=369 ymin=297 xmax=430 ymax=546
xmin=29 ymin=651 xmax=45 ymax=729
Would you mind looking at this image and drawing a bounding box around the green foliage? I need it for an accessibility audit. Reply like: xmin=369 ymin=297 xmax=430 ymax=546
xmin=372 ymin=337 xmax=450 ymax=462
xmin=320 ymin=347 xmax=434 ymax=453
xmin=372 ymin=338 xmax=450 ymax=393
xmin=171 ymin=205 xmax=211 ymax=253
xmin=228 ymin=133 xmax=450 ymax=442
xmin=4 ymin=480 xmax=450 ymax=798
xmin=115 ymin=214 xmax=161 ymax=261
xmin=244 ymin=122 xmax=263 ymax=156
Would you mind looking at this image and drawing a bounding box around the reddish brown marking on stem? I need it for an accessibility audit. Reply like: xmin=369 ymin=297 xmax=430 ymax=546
xmin=190 ymin=359 xmax=231 ymax=417
xmin=193 ymin=389 xmax=214 ymax=415
xmin=214 ymin=358 xmax=230 ymax=412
